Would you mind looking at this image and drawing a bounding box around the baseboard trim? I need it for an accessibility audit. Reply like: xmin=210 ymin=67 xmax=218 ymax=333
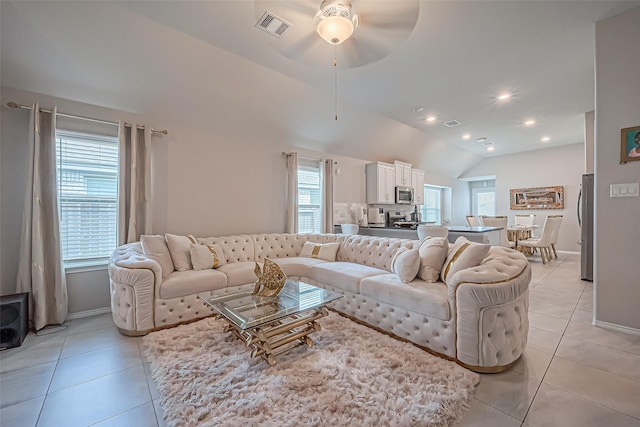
xmin=66 ymin=307 xmax=112 ymax=320
xmin=594 ymin=320 xmax=640 ymax=336
xmin=557 ymin=250 xmax=580 ymax=255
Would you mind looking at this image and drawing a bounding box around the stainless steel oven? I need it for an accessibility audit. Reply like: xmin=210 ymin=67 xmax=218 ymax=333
xmin=395 ymin=186 xmax=414 ymax=204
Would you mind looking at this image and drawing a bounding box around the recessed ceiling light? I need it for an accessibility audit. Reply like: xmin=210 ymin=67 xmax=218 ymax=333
xmin=412 ymin=106 xmax=424 ymax=113
xmin=476 ymin=137 xmax=487 ymax=143
xmin=462 ymin=133 xmax=471 ymax=140
xmin=541 ymin=136 xmax=550 ymax=142
xmin=497 ymin=93 xmax=512 ymax=101
xmin=426 ymin=116 xmax=437 ymax=122
xmin=486 ymin=146 xmax=496 ymax=152
xmin=524 ymin=119 xmax=536 ymax=126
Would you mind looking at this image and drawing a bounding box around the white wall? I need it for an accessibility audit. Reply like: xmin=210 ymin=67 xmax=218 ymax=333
xmin=460 ymin=144 xmax=585 ymax=252
xmin=594 ymin=6 xmax=640 ymax=330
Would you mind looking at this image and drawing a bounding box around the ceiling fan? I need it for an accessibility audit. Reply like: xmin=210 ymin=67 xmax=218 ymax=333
xmin=254 ymin=0 xmax=420 ymax=69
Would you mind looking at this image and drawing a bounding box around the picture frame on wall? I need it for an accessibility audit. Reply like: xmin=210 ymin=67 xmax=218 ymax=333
xmin=620 ymin=125 xmax=640 ymax=164
xmin=510 ymin=186 xmax=564 ymax=210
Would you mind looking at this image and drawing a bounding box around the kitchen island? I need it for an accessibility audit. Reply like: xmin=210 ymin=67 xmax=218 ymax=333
xmin=335 ymin=225 xmax=502 ymax=245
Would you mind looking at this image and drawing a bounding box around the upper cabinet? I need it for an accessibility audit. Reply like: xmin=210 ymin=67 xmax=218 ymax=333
xmin=412 ymin=169 xmax=425 ymax=205
xmin=366 ymin=162 xmax=395 ymax=204
xmin=394 ymin=161 xmax=412 ymax=187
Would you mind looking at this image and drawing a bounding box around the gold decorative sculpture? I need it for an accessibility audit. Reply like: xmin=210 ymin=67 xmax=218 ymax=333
xmin=252 ymin=259 xmax=287 ymax=297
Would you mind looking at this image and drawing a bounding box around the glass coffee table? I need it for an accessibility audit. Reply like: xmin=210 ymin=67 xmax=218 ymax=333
xmin=199 ymin=279 xmax=342 ymax=365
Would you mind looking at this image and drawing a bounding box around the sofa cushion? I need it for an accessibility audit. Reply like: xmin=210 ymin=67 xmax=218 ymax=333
xmin=417 ymin=237 xmax=449 ymax=282
xmin=190 ymin=243 xmax=227 ymax=270
xmin=391 ymin=248 xmax=420 ymax=283
xmin=441 ymin=237 xmax=490 ymax=285
xmin=160 ymin=269 xmax=227 ymax=299
xmin=217 ymin=261 xmax=260 ymax=287
xmin=360 ymin=274 xmax=450 ymax=321
xmin=309 ymin=262 xmax=387 ymax=294
xmin=165 ymin=234 xmax=197 ymax=271
xmin=140 ymin=235 xmax=175 ymax=278
xmin=299 ymin=241 xmax=340 ymax=261
xmin=271 ymin=257 xmax=329 ymax=278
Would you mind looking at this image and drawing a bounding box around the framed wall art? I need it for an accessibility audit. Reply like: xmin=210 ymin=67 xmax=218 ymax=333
xmin=620 ymin=125 xmax=640 ymax=164
xmin=510 ymin=186 xmax=564 ymax=210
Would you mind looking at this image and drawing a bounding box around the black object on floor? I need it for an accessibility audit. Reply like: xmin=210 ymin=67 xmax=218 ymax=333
xmin=0 ymin=292 xmax=29 ymax=350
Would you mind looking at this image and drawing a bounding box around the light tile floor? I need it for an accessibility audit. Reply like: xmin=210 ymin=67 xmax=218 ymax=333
xmin=1 ymin=253 xmax=639 ymax=426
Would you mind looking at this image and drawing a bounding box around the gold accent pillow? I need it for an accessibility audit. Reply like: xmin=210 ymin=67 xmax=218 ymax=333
xmin=190 ymin=243 xmax=227 ymax=271
xmin=441 ymin=237 xmax=490 ymax=285
xmin=253 ymin=258 xmax=287 ymax=297
xmin=299 ymin=241 xmax=340 ymax=261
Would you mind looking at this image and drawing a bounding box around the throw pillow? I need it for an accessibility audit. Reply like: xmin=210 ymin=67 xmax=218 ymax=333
xmin=140 ymin=235 xmax=175 ymax=278
xmin=299 ymin=241 xmax=340 ymax=261
xmin=441 ymin=236 xmax=490 ymax=285
xmin=165 ymin=234 xmax=198 ymax=271
xmin=391 ymin=247 xmax=420 ymax=283
xmin=190 ymin=243 xmax=227 ymax=271
xmin=417 ymin=237 xmax=449 ymax=282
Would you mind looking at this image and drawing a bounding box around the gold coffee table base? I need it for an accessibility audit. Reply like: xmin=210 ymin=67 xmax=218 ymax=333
xmin=219 ymin=306 xmax=329 ymax=366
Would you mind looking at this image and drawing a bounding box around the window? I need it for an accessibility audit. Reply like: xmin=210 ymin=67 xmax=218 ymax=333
xmin=421 ymin=186 xmax=443 ymax=223
xmin=56 ymin=130 xmax=119 ymax=265
xmin=472 ymin=187 xmax=496 ymax=216
xmin=297 ymin=159 xmax=322 ymax=233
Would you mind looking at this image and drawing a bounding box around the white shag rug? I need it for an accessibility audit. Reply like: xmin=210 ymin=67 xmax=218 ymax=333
xmin=142 ymin=313 xmax=479 ymax=427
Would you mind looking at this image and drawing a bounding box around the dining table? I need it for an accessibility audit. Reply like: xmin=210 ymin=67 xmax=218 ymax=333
xmin=507 ymin=225 xmax=540 ymax=255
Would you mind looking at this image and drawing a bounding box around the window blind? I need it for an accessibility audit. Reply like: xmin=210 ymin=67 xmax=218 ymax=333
xmin=56 ymin=130 xmax=119 ymax=263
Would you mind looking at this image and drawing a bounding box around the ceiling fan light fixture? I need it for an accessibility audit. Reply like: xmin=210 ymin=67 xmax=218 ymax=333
xmin=316 ymin=0 xmax=358 ymax=45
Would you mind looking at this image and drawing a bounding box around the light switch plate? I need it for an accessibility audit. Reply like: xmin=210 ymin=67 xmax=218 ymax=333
xmin=610 ymin=183 xmax=639 ymax=198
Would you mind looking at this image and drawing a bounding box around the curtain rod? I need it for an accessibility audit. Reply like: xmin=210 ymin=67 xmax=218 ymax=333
xmin=281 ymin=152 xmax=337 ymax=164
xmin=6 ymin=102 xmax=168 ymax=135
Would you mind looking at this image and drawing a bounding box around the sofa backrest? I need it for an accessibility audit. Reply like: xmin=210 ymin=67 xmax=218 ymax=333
xmin=198 ymin=235 xmax=255 ymax=263
xmin=337 ymin=235 xmax=414 ymax=272
xmin=252 ymin=233 xmax=345 ymax=262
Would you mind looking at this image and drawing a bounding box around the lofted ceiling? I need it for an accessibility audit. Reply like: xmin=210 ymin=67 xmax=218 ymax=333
xmin=2 ymin=1 xmax=639 ymax=178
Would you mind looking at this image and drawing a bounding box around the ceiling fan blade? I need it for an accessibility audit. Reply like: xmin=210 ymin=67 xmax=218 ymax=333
xmin=280 ymin=32 xmax=329 ymax=63
xmin=338 ymin=34 xmax=394 ymax=69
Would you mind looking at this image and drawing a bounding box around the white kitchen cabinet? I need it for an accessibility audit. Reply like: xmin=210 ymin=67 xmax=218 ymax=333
xmin=412 ymin=169 xmax=425 ymax=205
xmin=366 ymin=162 xmax=396 ymax=204
xmin=394 ymin=161 xmax=412 ymax=187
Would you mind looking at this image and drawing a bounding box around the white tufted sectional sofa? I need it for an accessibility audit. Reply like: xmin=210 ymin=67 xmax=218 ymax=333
xmin=109 ymin=233 xmax=530 ymax=372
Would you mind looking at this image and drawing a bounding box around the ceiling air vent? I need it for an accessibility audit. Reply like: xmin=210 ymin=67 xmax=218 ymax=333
xmin=444 ymin=120 xmax=462 ymax=127
xmin=255 ymin=11 xmax=293 ymax=38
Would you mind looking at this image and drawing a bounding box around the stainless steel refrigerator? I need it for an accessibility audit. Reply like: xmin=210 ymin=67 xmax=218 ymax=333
xmin=579 ymin=174 xmax=594 ymax=281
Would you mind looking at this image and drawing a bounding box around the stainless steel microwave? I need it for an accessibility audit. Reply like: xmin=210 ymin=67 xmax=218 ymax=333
xmin=395 ymin=186 xmax=414 ymax=204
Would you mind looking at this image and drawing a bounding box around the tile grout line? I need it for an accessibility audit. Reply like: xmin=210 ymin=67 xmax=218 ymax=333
xmin=34 ymin=328 xmax=69 ymax=427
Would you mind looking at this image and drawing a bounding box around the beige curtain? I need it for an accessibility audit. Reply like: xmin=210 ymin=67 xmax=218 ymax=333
xmin=16 ymin=103 xmax=68 ymax=330
xmin=118 ymin=122 xmax=151 ymax=244
xmin=285 ymin=152 xmax=298 ymax=233
xmin=322 ymin=158 xmax=334 ymax=233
